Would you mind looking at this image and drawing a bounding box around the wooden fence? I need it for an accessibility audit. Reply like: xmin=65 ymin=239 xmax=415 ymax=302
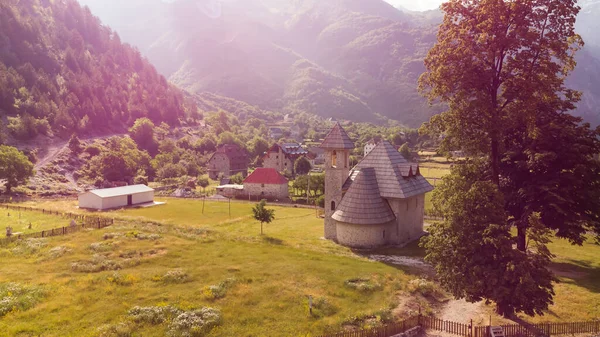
xmin=316 ymin=316 xmax=420 ymax=337
xmin=473 ymin=321 xmax=600 ymax=337
xmin=317 ymin=315 xmax=600 ymax=337
xmin=0 ymin=204 xmax=113 ymax=246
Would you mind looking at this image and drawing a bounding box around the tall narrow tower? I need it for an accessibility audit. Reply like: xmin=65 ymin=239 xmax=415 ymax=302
xmin=319 ymin=123 xmax=354 ymax=241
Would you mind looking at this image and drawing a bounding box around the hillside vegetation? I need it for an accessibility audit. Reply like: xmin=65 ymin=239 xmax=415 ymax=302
xmin=0 ymin=0 xmax=197 ymax=141
xmin=78 ymin=0 xmax=600 ymax=126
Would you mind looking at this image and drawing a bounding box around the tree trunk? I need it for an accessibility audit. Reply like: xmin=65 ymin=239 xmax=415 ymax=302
xmin=491 ymin=137 xmax=500 ymax=186
xmin=496 ymin=302 xmax=514 ymax=318
xmin=517 ymin=222 xmax=527 ymax=252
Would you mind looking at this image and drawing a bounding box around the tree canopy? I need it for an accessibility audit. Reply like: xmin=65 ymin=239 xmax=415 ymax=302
xmin=294 ymin=157 xmax=312 ymax=175
xmin=0 ymin=145 xmax=34 ymax=193
xmin=252 ymin=199 xmax=275 ymax=235
xmin=419 ymin=0 xmax=600 ymax=316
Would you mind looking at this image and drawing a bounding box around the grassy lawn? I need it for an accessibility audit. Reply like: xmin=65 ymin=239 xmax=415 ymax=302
xmin=2 ymin=198 xmax=599 ymax=337
xmin=0 ymin=207 xmax=75 ymax=235
xmin=0 ymin=200 xmax=409 ymax=336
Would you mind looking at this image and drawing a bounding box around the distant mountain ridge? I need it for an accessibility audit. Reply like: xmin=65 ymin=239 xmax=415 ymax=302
xmin=78 ymin=0 xmax=600 ymax=126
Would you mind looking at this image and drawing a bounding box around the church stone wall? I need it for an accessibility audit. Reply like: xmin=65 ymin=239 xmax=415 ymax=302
xmin=335 ymin=220 xmax=396 ymax=249
xmin=387 ymin=195 xmax=425 ymax=245
xmin=208 ymin=153 xmax=230 ymax=180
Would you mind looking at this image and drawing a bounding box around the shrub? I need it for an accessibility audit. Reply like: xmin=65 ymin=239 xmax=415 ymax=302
xmin=103 ymin=233 xmax=123 ymax=240
xmin=71 ymin=254 xmax=140 ymax=273
xmin=344 ymin=277 xmax=382 ymax=292
xmin=202 ymin=278 xmax=236 ymax=300
xmin=89 ymin=241 xmax=118 ymax=252
xmin=167 ymin=307 xmax=222 ymax=337
xmin=161 ymin=269 xmax=190 ymax=284
xmin=11 ymin=238 xmax=48 ymax=256
xmin=125 ymin=231 xmax=161 ymax=240
xmin=107 ymin=272 xmax=139 ymax=286
xmin=0 ymin=283 xmax=46 ymax=317
xmin=47 ymin=246 xmax=72 ymax=259
xmin=407 ymin=278 xmax=444 ymax=299
xmin=128 ymin=305 xmax=183 ymax=324
xmin=97 ymin=322 xmax=134 ymax=337
xmin=310 ymin=297 xmax=338 ymax=318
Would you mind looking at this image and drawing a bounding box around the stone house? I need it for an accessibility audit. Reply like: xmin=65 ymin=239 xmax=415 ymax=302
xmin=320 ymin=123 xmax=433 ymax=249
xmin=207 ymin=144 xmax=249 ymax=180
xmin=243 ymin=168 xmax=289 ymax=201
xmin=262 ymin=143 xmax=309 ymax=175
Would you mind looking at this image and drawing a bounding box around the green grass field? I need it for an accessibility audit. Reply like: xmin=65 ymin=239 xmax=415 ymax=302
xmin=0 ymin=208 xmax=74 ymax=235
xmin=1 ymin=199 xmax=599 ymax=336
xmin=0 ymin=201 xmax=409 ymax=336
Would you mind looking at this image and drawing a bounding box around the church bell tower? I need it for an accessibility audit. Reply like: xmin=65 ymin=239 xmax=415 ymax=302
xmin=319 ymin=123 xmax=354 ymax=241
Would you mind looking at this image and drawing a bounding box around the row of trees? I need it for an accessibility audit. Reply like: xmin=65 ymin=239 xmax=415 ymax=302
xmin=420 ymin=0 xmax=600 ymax=317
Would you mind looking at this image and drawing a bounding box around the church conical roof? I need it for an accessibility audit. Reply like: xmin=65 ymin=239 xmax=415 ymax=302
xmin=332 ymin=167 xmax=396 ymax=225
xmin=350 ymin=141 xmax=433 ymax=199
xmin=319 ymin=123 xmax=354 ymax=149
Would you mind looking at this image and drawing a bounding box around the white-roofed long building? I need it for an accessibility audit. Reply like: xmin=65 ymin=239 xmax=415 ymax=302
xmin=320 ymin=123 xmax=434 ymax=249
xmin=78 ymin=185 xmax=154 ymax=210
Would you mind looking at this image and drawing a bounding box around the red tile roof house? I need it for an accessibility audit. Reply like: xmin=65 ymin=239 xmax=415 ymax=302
xmin=243 ymin=168 xmax=290 ymax=201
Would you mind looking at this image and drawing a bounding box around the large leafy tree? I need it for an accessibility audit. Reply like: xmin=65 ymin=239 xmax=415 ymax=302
xmin=419 ymin=0 xmax=600 ymax=316
xmin=129 ymin=118 xmax=158 ymax=155
xmin=0 ymin=145 xmax=34 ymax=193
xmin=294 ymin=156 xmax=312 ymax=175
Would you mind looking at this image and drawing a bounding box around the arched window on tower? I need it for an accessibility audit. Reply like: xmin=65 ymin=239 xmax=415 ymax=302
xmin=332 ymin=150 xmax=337 ymax=167
xmin=331 ymin=201 xmax=336 ymax=211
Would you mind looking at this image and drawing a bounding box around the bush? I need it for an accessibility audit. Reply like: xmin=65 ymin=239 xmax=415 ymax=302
xmin=0 ymin=283 xmax=46 ymax=317
xmin=202 ymin=278 xmax=236 ymax=300
xmin=11 ymin=238 xmax=48 ymax=256
xmin=310 ymin=297 xmax=338 ymax=318
xmin=407 ymin=278 xmax=444 ymax=299
xmin=89 ymin=241 xmax=118 ymax=252
xmin=47 ymin=246 xmax=72 ymax=259
xmin=97 ymin=322 xmax=134 ymax=337
xmin=85 ymin=145 xmax=102 ymax=157
xmin=106 ymin=272 xmax=139 ymax=286
xmin=71 ymin=254 xmax=140 ymax=273
xmin=167 ymin=307 xmax=222 ymax=337
xmin=159 ymin=269 xmax=190 ymax=284
xmin=344 ymin=277 xmax=382 ymax=292
xmin=128 ymin=305 xmax=182 ymax=324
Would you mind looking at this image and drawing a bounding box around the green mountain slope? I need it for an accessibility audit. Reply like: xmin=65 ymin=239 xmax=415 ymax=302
xmin=78 ymin=0 xmax=600 ymax=126
xmin=0 ymin=0 xmax=197 ymax=141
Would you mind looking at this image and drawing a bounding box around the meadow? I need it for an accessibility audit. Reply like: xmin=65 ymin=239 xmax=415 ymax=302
xmin=0 ymin=198 xmax=598 ymax=337
xmin=0 ymin=207 xmax=76 ymax=235
xmin=0 ymin=201 xmax=410 ymax=337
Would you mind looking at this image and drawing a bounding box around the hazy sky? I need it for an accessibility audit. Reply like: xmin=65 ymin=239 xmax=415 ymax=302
xmin=384 ymin=0 xmax=445 ymax=11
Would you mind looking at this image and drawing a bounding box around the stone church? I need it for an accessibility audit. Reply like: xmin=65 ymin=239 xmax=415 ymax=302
xmin=320 ymin=123 xmax=433 ymax=249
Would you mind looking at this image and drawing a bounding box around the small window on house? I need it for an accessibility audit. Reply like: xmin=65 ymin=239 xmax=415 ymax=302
xmin=285 ymin=163 xmax=287 ymax=166
xmin=276 ymin=155 xmax=279 ymax=159
xmin=331 ymin=201 xmax=336 ymax=211
xmin=332 ymin=150 xmax=337 ymax=167
xmin=383 ymin=230 xmax=386 ymax=239
xmin=261 ymin=184 xmax=265 ymax=188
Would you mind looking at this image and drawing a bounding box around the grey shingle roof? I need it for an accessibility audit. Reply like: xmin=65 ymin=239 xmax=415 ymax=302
xmin=332 ymin=168 xmax=396 ymax=225
xmin=348 ymin=141 xmax=433 ymax=199
xmin=319 ymin=123 xmax=354 ymax=149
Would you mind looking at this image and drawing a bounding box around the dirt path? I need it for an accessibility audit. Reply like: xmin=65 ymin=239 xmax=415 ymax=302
xmin=35 ymin=133 xmax=122 ymax=170
xmin=35 ymin=140 xmax=68 ymax=169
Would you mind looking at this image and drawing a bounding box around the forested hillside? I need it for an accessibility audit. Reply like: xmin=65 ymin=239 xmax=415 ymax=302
xmin=79 ymin=0 xmax=600 ymax=126
xmin=0 ymin=0 xmax=197 ymax=141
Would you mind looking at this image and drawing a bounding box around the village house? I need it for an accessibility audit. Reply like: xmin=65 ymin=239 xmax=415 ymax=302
xmin=364 ymin=139 xmax=377 ymax=156
xmin=320 ymin=123 xmax=433 ymax=249
xmin=243 ymin=168 xmax=289 ymax=201
xmin=262 ymin=142 xmax=309 ymax=174
xmin=207 ymin=144 xmax=249 ymax=180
